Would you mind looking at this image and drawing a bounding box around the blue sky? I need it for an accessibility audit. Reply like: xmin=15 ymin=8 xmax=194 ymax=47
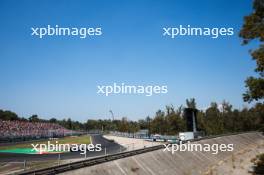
xmin=0 ymin=0 xmax=257 ymax=121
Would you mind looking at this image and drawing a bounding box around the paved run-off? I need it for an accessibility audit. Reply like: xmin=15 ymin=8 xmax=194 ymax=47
xmin=60 ymin=132 xmax=264 ymax=175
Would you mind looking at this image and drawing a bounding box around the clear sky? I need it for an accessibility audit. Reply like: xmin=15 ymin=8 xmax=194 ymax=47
xmin=0 ymin=0 xmax=257 ymax=121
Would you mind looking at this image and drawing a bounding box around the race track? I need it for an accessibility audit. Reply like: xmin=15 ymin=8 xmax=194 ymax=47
xmin=0 ymin=134 xmax=123 ymax=162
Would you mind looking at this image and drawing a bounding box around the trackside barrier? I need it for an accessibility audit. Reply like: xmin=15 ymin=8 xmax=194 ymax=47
xmin=18 ymin=131 xmax=261 ymax=175
xmin=18 ymin=145 xmax=164 ymax=175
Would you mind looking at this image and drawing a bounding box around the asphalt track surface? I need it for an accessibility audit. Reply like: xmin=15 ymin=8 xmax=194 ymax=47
xmin=0 ymin=134 xmax=123 ymax=162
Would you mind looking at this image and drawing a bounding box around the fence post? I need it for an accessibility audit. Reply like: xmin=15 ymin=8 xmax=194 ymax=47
xmin=58 ymin=154 xmax=60 ymax=165
xmin=23 ymin=160 xmax=26 ymax=170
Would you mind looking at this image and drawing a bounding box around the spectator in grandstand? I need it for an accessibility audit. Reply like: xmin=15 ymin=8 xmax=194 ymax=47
xmin=0 ymin=119 xmax=71 ymax=139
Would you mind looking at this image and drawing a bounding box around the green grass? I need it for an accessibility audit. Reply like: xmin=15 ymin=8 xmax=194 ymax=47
xmin=0 ymin=135 xmax=91 ymax=150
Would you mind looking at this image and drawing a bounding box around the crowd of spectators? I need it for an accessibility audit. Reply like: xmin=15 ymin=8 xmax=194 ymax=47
xmin=0 ymin=119 xmax=71 ymax=139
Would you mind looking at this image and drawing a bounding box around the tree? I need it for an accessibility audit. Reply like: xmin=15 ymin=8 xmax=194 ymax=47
xmin=0 ymin=110 xmax=19 ymax=120
xmin=186 ymin=98 xmax=196 ymax=109
xmin=221 ymin=101 xmax=234 ymax=132
xmin=119 ymin=117 xmax=129 ymax=132
xmin=49 ymin=118 xmax=57 ymax=123
xmin=204 ymin=102 xmax=223 ymax=135
xmin=251 ymin=153 xmax=264 ymax=173
xmin=151 ymin=110 xmax=166 ymax=134
xmin=252 ymin=103 xmax=264 ymax=129
xmin=66 ymin=118 xmax=72 ymax=129
xmin=166 ymin=112 xmax=185 ymax=134
xmin=221 ymin=100 xmax=232 ymax=113
xmin=29 ymin=115 xmax=40 ymax=122
xmin=240 ymin=0 xmax=264 ymax=102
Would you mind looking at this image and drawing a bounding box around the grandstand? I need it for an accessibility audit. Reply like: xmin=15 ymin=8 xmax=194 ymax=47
xmin=0 ymin=119 xmax=73 ymax=143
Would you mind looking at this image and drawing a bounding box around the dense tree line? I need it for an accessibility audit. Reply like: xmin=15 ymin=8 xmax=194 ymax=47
xmin=140 ymin=99 xmax=263 ymax=136
xmin=1 ymin=98 xmax=263 ymax=136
